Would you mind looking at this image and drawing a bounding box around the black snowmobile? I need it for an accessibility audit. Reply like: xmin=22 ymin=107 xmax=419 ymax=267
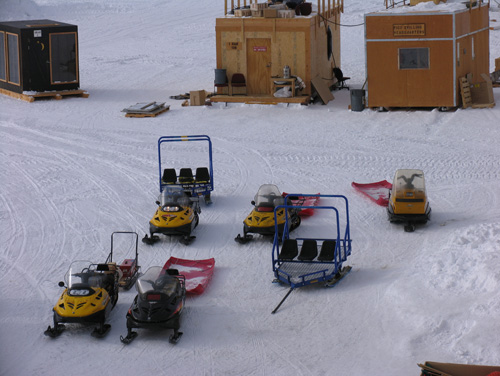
xmin=120 ymin=266 xmax=186 ymax=344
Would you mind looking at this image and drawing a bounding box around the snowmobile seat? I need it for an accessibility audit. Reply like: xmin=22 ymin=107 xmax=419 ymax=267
xmin=162 ymin=168 xmax=177 ymax=185
xmin=96 ymin=264 xmax=110 ymax=272
xmin=195 ymin=167 xmax=210 ymax=183
xmin=279 ymin=239 xmax=298 ymax=260
xmin=256 ymin=203 xmax=274 ymax=212
xmin=317 ymin=240 xmax=336 ymax=262
xmin=179 ymin=168 xmax=194 ymax=184
xmin=298 ymin=239 xmax=318 ymax=261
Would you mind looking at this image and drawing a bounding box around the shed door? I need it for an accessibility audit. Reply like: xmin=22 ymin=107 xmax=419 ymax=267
xmin=50 ymin=32 xmax=78 ymax=84
xmin=246 ymin=38 xmax=271 ymax=95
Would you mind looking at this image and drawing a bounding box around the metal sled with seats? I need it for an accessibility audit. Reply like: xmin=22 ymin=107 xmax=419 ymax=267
xmin=271 ymin=194 xmax=352 ymax=313
xmin=157 ymin=135 xmax=214 ymax=204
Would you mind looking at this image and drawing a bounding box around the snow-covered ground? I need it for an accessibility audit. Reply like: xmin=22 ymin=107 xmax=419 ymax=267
xmin=1 ymin=0 xmax=500 ymax=375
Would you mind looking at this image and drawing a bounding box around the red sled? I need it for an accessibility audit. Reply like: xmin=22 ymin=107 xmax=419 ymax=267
xmin=162 ymin=257 xmax=215 ymax=295
xmin=351 ymin=180 xmax=392 ymax=207
xmin=282 ymin=192 xmax=320 ymax=216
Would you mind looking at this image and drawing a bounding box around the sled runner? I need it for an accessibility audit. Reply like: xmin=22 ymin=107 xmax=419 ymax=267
xmin=271 ymin=194 xmax=352 ymax=313
xmin=162 ymin=257 xmax=215 ymax=295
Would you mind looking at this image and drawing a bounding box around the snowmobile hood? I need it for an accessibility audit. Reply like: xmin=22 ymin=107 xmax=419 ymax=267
xmin=53 ymin=287 xmax=110 ymax=318
xmin=150 ymin=205 xmax=195 ymax=229
xmin=129 ymin=266 xmax=186 ymax=322
xmin=244 ymin=206 xmax=287 ymax=228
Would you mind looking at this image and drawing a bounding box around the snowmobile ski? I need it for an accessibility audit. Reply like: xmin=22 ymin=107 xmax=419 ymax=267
xmin=120 ymin=331 xmax=138 ymax=345
xmin=169 ymin=331 xmax=183 ymax=344
xmin=44 ymin=324 xmax=65 ymax=338
xmin=91 ymin=323 xmax=111 ymax=338
xmin=142 ymin=234 xmax=160 ymax=245
xmin=234 ymin=233 xmax=253 ymax=244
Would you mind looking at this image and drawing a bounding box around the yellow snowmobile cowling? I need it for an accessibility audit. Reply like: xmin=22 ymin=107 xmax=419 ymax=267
xmin=243 ymin=206 xmax=287 ymax=229
xmin=387 ymin=169 xmax=431 ymax=232
xmin=54 ymin=287 xmax=110 ymax=318
xmin=150 ymin=206 xmax=195 ymax=229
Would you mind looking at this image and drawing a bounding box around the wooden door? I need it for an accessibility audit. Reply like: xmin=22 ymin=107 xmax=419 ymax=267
xmin=246 ymin=38 xmax=271 ymax=95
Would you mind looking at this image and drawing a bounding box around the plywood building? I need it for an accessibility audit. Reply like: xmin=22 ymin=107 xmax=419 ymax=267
xmin=213 ymin=0 xmax=344 ymax=104
xmin=365 ymin=2 xmax=490 ymax=108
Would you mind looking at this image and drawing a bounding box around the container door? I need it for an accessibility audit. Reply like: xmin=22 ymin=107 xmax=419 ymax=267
xmin=27 ymin=33 xmax=50 ymax=91
xmin=49 ymin=32 xmax=78 ymax=84
xmin=246 ymin=38 xmax=271 ymax=95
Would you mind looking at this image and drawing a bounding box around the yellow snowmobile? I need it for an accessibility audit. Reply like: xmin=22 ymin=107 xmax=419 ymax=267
xmin=142 ymin=185 xmax=200 ymax=245
xmin=44 ymin=260 xmax=120 ymax=338
xmin=387 ymin=169 xmax=431 ymax=232
xmin=235 ymin=184 xmax=301 ymax=244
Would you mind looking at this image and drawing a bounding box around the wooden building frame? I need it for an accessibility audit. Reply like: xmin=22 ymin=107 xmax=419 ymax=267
xmin=212 ymin=0 xmax=344 ymax=104
xmin=365 ymin=2 xmax=490 ymax=109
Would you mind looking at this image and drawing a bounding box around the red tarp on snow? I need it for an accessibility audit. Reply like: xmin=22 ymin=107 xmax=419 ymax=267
xmin=282 ymin=193 xmax=320 ymax=216
xmin=351 ymin=181 xmax=392 ymax=206
xmin=162 ymin=257 xmax=215 ymax=295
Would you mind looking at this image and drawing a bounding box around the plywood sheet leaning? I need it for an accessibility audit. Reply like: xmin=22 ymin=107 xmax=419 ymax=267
xmin=311 ymin=77 xmax=334 ymax=104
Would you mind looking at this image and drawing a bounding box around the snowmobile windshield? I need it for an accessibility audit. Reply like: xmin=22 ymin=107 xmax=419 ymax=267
xmin=158 ymin=187 xmax=190 ymax=210
xmin=393 ymin=169 xmax=426 ymax=200
xmin=136 ymin=266 xmax=179 ymax=299
xmin=254 ymin=184 xmax=284 ymax=208
xmin=65 ymin=260 xmax=95 ymax=289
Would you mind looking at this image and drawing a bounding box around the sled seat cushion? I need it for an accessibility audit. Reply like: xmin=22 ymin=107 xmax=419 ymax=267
xmin=279 ymin=239 xmax=298 ymax=260
xmin=297 ymin=239 xmax=318 ymax=261
xmin=317 ymin=240 xmax=336 ymax=261
xmin=179 ymin=168 xmax=194 ymax=184
xmin=162 ymin=168 xmax=177 ymax=184
xmin=195 ymin=167 xmax=210 ymax=183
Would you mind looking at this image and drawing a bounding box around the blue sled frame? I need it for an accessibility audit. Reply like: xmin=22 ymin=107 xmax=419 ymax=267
xmin=157 ymin=135 xmax=214 ymax=202
xmin=272 ymin=194 xmax=352 ymax=289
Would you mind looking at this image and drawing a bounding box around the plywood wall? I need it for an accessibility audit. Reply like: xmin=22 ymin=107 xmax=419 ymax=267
xmin=215 ymin=13 xmax=341 ymax=96
xmin=365 ymin=6 xmax=489 ymax=108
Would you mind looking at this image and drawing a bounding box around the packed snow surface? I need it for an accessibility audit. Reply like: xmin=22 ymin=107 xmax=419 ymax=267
xmin=1 ymin=0 xmax=500 ymax=375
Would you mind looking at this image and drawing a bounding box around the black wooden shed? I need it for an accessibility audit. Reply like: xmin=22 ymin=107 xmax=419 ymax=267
xmin=0 ymin=19 xmax=79 ymax=94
